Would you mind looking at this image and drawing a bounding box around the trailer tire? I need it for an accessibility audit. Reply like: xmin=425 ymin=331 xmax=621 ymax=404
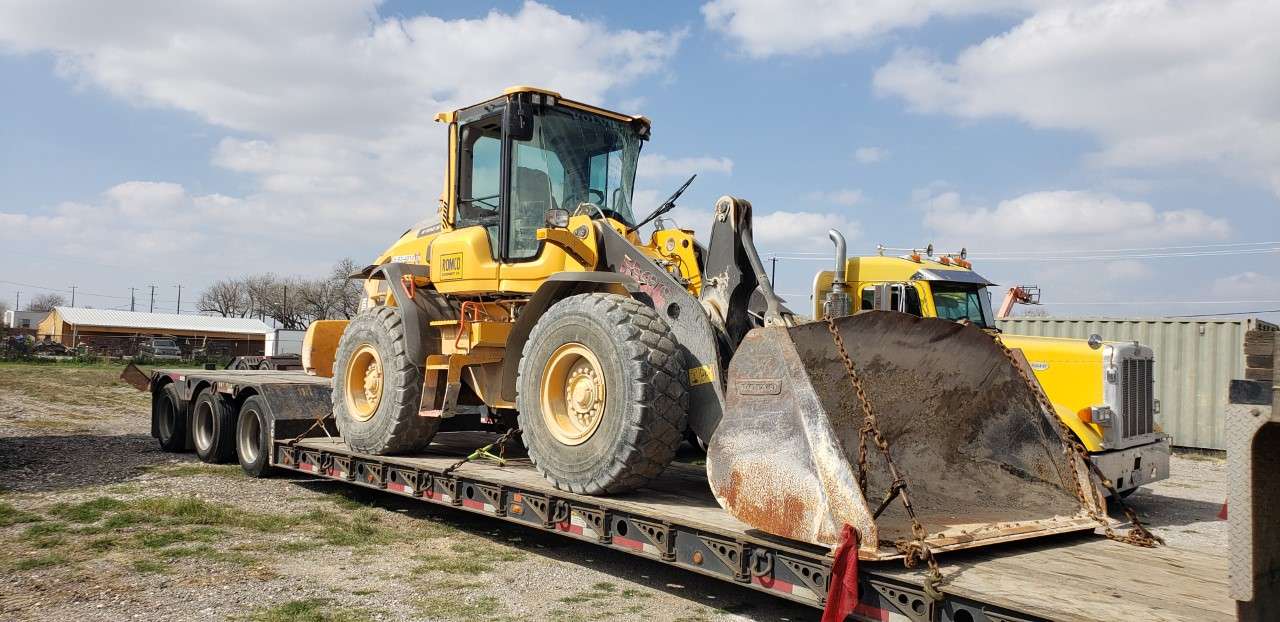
xmin=517 ymin=293 xmax=687 ymax=494
xmin=192 ymin=389 xmax=236 ymax=464
xmin=332 ymin=306 xmax=437 ymax=455
xmin=155 ymin=383 xmax=187 ymax=452
xmin=236 ymin=395 xmax=275 ymax=478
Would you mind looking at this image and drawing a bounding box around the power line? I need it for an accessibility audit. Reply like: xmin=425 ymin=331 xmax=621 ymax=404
xmin=1167 ymin=309 xmax=1280 ymax=318
xmin=1047 ymin=299 xmax=1280 ymax=306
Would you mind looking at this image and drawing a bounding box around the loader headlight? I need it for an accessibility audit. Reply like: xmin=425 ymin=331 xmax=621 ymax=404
xmin=1090 ymin=406 xmax=1114 ymax=426
xmin=545 ymin=208 xmax=570 ymax=229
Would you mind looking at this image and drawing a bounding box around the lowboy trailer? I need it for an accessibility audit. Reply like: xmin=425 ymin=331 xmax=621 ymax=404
xmin=133 ymin=366 xmax=1237 ymax=622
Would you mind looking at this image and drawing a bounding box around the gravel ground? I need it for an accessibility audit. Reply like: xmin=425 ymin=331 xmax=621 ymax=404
xmin=0 ymin=362 xmax=1230 ymax=621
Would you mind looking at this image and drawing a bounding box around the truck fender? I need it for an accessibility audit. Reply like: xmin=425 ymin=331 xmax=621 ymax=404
xmin=1053 ymin=401 xmax=1107 ymax=452
xmin=498 ymin=272 xmax=638 ymax=404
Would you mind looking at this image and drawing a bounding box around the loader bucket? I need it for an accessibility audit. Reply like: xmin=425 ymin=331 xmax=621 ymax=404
xmin=706 ymin=311 xmax=1103 ymax=559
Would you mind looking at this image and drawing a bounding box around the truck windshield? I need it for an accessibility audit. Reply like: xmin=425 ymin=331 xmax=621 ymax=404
xmin=931 ymin=283 xmax=995 ymax=328
xmin=154 ymin=339 xmax=176 ymax=347
xmin=507 ymin=106 xmax=641 ymax=258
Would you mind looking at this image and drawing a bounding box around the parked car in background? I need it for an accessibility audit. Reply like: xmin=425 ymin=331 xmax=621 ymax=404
xmin=137 ymin=336 xmax=183 ymax=360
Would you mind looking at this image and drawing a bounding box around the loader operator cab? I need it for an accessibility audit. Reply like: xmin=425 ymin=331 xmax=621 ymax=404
xmin=453 ymin=88 xmax=646 ymax=263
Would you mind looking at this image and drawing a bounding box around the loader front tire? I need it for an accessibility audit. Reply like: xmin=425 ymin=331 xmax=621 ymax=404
xmin=332 ymin=307 xmax=437 ymax=455
xmin=517 ymin=293 xmax=687 ymax=494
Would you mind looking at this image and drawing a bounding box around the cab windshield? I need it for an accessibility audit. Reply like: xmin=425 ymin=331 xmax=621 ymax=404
xmin=507 ymin=106 xmax=641 ymax=257
xmin=931 ymin=283 xmax=995 ymax=328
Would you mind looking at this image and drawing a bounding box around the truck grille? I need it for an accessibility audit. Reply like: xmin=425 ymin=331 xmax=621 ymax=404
xmin=1119 ymin=358 xmax=1154 ymax=438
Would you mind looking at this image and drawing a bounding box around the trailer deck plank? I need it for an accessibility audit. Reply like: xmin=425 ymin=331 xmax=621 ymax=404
xmin=292 ymin=435 xmax=1232 ymax=622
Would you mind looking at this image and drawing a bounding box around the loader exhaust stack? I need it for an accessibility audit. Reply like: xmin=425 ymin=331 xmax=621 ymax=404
xmin=707 ymin=311 xmax=1102 ymax=559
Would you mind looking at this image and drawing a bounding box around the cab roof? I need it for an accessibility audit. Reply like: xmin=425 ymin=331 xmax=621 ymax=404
xmin=434 ymin=86 xmax=651 ymax=129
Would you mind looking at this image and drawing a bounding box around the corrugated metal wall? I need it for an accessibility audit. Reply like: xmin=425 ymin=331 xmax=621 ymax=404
xmin=995 ymin=317 xmax=1275 ymax=450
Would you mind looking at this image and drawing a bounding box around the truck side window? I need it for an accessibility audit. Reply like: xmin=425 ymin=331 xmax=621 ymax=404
xmin=859 ymin=283 xmax=923 ymax=316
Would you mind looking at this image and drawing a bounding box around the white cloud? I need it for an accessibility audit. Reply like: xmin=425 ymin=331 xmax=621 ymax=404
xmin=803 ymin=189 xmax=864 ymax=207
xmin=854 ymin=146 xmax=887 ymax=164
xmin=919 ymin=188 xmax=1230 ymax=246
xmin=701 ymin=0 xmax=1037 ymax=58
xmin=874 ymin=0 xmax=1280 ymax=196
xmin=1211 ymin=272 xmax=1280 ymax=300
xmin=668 ymin=205 xmax=858 ymax=251
xmin=0 ymin=1 xmax=682 ymax=281
xmin=637 ymin=155 xmax=734 ymax=180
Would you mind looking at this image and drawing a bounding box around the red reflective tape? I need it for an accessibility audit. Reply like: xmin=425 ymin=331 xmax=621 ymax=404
xmin=556 ymin=521 xmax=582 ymax=535
xmin=612 ymin=535 xmax=644 ymax=551
xmin=852 ymin=602 xmax=889 ymax=622
xmin=462 ymin=499 xmax=484 ymax=510
xmin=752 ymin=575 xmax=795 ymax=594
xmin=388 ymin=482 xmax=410 ymax=494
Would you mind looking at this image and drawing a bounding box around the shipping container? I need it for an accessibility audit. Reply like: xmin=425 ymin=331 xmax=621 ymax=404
xmin=996 ymin=316 xmax=1277 ymax=450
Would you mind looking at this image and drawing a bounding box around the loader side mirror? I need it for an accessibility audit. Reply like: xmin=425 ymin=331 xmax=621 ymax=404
xmin=544 ymin=208 xmax=570 ymax=229
xmin=505 ymin=97 xmax=535 ymax=142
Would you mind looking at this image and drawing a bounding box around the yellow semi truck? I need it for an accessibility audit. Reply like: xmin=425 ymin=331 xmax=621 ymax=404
xmin=811 ymin=233 xmax=1171 ymax=495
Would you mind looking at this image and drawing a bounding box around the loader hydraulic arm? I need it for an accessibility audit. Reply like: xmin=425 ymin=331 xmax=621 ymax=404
xmin=699 ymin=196 xmax=795 ymax=351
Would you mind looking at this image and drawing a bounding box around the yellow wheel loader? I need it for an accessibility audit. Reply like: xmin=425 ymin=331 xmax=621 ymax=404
xmin=304 ymin=87 xmax=1113 ymax=561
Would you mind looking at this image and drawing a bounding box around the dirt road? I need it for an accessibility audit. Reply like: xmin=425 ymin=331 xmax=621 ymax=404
xmin=0 ymin=362 xmax=1228 ymax=621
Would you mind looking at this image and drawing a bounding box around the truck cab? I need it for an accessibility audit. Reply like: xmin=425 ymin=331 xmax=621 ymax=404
xmin=811 ymin=244 xmax=1171 ymax=495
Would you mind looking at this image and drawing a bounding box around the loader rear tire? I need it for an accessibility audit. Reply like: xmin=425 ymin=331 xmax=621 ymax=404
xmin=517 ymin=293 xmax=687 ymax=494
xmin=332 ymin=306 xmax=437 ymax=455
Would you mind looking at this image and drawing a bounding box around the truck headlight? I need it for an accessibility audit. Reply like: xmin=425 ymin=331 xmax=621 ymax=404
xmin=1090 ymin=406 xmax=1114 ymax=426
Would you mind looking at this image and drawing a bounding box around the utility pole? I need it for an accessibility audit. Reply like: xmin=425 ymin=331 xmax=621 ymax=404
xmin=770 ymin=256 xmax=777 ymax=284
xmin=149 ymin=285 xmax=156 ymax=313
xmin=175 ymin=284 xmax=182 ymax=315
xmin=129 ymin=288 xmax=137 ymax=312
xmin=14 ymin=291 xmax=19 ymax=312
xmin=69 ymin=285 xmax=77 ymax=307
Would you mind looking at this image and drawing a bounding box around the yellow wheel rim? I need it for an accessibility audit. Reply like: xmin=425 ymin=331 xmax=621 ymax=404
xmin=344 ymin=344 xmax=383 ymax=423
xmin=540 ymin=343 xmax=606 ymax=446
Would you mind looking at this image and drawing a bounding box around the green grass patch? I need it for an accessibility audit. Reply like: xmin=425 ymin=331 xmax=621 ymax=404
xmin=409 ymin=539 xmax=524 ymax=577
xmin=0 ymin=501 xmax=41 ymax=527
xmin=159 ymin=544 xmax=259 ymax=567
xmin=21 ymin=521 xmax=69 ymax=547
xmin=87 ymin=535 xmax=121 ymax=552
xmin=48 ymin=497 xmax=126 ymax=523
xmin=620 ymin=588 xmax=652 ymax=599
xmin=130 ymin=559 xmax=170 ymax=574
xmin=302 ymin=509 xmax=397 ymax=547
xmin=414 ymin=594 xmax=504 ymax=622
xmin=11 ymin=553 xmax=69 ymax=571
xmin=243 ymin=598 xmax=377 ymax=622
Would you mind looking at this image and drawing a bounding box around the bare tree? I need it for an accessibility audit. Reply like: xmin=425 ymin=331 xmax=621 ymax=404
xmin=26 ymin=293 xmax=66 ymax=312
xmin=198 ymin=279 xmax=250 ymax=317
xmin=331 ymin=258 xmax=363 ymax=319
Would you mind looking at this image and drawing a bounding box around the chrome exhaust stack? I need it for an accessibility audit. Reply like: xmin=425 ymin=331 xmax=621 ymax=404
xmin=822 ymin=229 xmax=851 ymax=319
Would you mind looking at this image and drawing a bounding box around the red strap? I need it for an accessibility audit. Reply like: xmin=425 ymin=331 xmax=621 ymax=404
xmin=822 ymin=524 xmax=860 ymax=622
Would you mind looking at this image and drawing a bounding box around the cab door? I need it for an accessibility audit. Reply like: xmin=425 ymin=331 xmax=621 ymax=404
xmin=430 ymin=111 xmax=503 ymax=295
xmin=496 ymin=101 xmax=590 ymax=292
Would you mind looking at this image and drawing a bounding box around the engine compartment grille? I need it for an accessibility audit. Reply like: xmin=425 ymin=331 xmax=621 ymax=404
xmin=1119 ymin=357 xmax=1154 ymax=438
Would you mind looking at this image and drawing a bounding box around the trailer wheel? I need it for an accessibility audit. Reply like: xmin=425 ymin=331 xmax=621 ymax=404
xmin=236 ymin=395 xmax=275 ymax=477
xmin=332 ymin=306 xmax=437 ymax=454
xmin=517 ymin=293 xmax=687 ymax=494
xmin=192 ymin=389 xmax=236 ymax=463
xmin=155 ymin=383 xmax=187 ymax=452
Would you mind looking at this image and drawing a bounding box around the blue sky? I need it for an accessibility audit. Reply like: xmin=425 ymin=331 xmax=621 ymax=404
xmin=1 ymin=1 xmax=1277 ymax=320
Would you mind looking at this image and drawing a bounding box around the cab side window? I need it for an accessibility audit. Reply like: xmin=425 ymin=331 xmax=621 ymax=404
xmin=456 ymin=120 xmax=502 ymax=259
